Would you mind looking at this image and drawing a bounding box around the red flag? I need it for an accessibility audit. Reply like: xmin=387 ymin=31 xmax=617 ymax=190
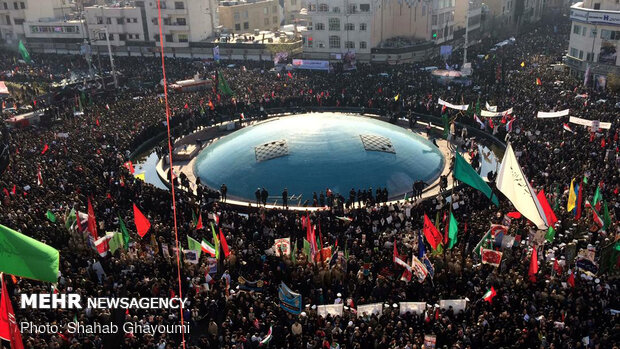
xmin=536 ymin=78 xmax=542 ymax=85
xmin=443 ymin=211 xmax=449 ymax=245
xmin=10 ymin=185 xmax=15 ymax=195
xmin=36 ymin=166 xmax=43 ymax=186
xmin=219 ymin=229 xmax=230 ymax=258
xmin=124 ymin=161 xmax=135 ymax=174
xmin=567 ymin=270 xmax=575 ymax=287
xmin=575 ymin=181 xmax=583 ymax=220
xmin=217 ymin=94 xmax=221 ymax=103
xmin=41 ymin=144 xmax=49 ymax=155
xmin=553 ymin=259 xmax=562 ymax=275
xmin=287 ymin=71 xmax=293 ymax=79
xmin=441 ymin=105 xmax=447 ymax=114
xmin=528 ymin=246 xmax=538 ymax=282
xmin=393 ymin=240 xmax=399 ymax=262
xmin=196 ymin=213 xmax=203 ymax=230
xmin=506 ymin=211 xmax=522 ymax=219
xmin=601 ymin=138 xmax=606 ymax=148
xmin=208 ymin=100 xmax=214 ymax=110
xmin=87 ymin=198 xmax=98 ymax=239
xmin=184 ymin=103 xmax=189 ymax=109
xmin=0 ymin=274 xmax=25 ymax=349
xmin=133 ymin=204 xmax=151 ymax=238
xmin=2 ymin=188 xmax=8 ymax=197
xmin=423 ymin=214 xmax=443 ymax=250
xmin=536 ymin=190 xmax=558 ymax=226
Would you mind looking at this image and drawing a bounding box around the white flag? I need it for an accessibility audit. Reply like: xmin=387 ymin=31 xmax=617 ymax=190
xmin=496 ymin=144 xmax=548 ymax=230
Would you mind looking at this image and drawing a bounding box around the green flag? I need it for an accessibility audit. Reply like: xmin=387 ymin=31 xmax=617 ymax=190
xmin=211 ymin=223 xmax=220 ymax=260
xmin=592 ymin=185 xmax=602 ymax=208
xmin=46 ymin=210 xmax=57 ymax=223
xmin=0 ymin=223 xmax=59 ymax=282
xmin=291 ymin=242 xmax=297 ymax=264
xmin=473 ymin=229 xmax=492 ymax=257
xmin=303 ymin=239 xmax=311 ymax=256
xmin=18 ymin=40 xmax=31 ymax=64
xmin=442 ymin=113 xmax=450 ymax=139
xmin=454 ymin=152 xmax=499 ymax=206
xmin=448 ymin=212 xmax=458 ymax=249
xmin=191 ymin=210 xmax=198 ymax=227
xmin=187 ymin=235 xmax=202 ymax=259
xmin=545 ymin=226 xmax=556 ymax=243
xmin=217 ymin=71 xmax=234 ymax=96
xmin=603 ymin=201 xmax=612 ymax=230
xmin=65 ymin=208 xmax=77 ymax=230
xmin=107 ymin=232 xmax=124 ymax=254
xmin=119 ymin=215 xmax=130 ymax=247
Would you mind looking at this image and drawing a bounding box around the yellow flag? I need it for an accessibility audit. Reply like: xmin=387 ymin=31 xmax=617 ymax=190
xmin=135 ymin=173 xmax=146 ymax=181
xmin=567 ymin=178 xmax=576 ymax=212
xmin=484 ymin=54 xmax=489 ymax=60
xmin=394 ymin=94 xmax=399 ymax=101
xmin=520 ymin=61 xmax=525 ymax=68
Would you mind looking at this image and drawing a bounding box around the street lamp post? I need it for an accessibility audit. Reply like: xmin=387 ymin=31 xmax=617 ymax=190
xmin=92 ymin=27 xmax=118 ymax=90
xmin=463 ymin=1 xmax=471 ymax=68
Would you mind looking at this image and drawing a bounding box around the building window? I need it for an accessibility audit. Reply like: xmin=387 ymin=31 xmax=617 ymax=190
xmin=359 ymin=41 xmax=367 ymax=49
xmin=586 ymin=52 xmax=594 ymax=61
xmin=360 ymin=4 xmax=370 ymax=12
xmin=329 ymin=35 xmax=340 ymax=48
xmin=359 ymin=23 xmax=366 ymax=31
xmin=264 ymin=7 xmax=268 ymax=14
xmin=274 ymin=16 xmax=278 ymax=25
xmin=432 ymin=15 xmax=437 ymax=26
xmin=573 ymin=24 xmax=580 ymax=35
xmin=4 ymin=15 xmax=8 ymax=25
xmin=106 ymin=17 xmax=112 ymax=24
xmin=422 ymin=5 xmax=426 ymax=16
xmin=234 ymin=11 xmax=240 ymax=21
xmin=12 ymin=2 xmax=17 ymax=9
xmin=579 ymin=50 xmax=584 ymax=59
xmin=19 ymin=1 xmax=24 ymax=9
xmin=317 ymin=41 xmax=325 ymax=48
xmin=177 ymin=17 xmax=186 ymax=25
xmin=235 ymin=23 xmax=241 ymax=31
xmin=333 ymin=6 xmax=340 ymax=13
xmin=347 ymin=4 xmax=356 ymax=14
xmin=96 ymin=17 xmax=104 ymax=24
xmin=175 ymin=1 xmax=184 ymax=10
xmin=178 ymin=34 xmax=188 ymax=42
xmin=165 ymin=34 xmax=173 ymax=42
xmin=163 ymin=18 xmax=171 ymax=25
xmin=318 ymin=3 xmax=328 ymax=12
xmin=3 ymin=3 xmax=6 ymax=9
xmin=98 ymin=32 xmax=106 ymax=40
xmin=119 ymin=34 xmax=126 ymax=41
xmin=309 ymin=4 xmax=316 ymax=11
xmin=601 ymin=29 xmax=620 ymax=40
xmin=345 ymin=23 xmax=354 ymax=31
xmin=345 ymin=41 xmax=354 ymax=49
xmin=243 ymin=22 xmax=249 ymax=29
xmin=569 ymin=47 xmax=578 ymax=57
xmin=264 ymin=17 xmax=269 ymax=25
xmin=244 ymin=11 xmax=248 ymax=19
xmin=315 ymin=23 xmax=324 ymax=30
xmin=291 ymin=0 xmax=296 ymax=5
xmin=117 ymin=17 xmax=124 ymax=24
xmin=273 ymin=5 xmax=277 ymax=12
xmin=108 ymin=34 xmax=114 ymax=40
xmin=329 ymin=18 xmax=340 ymax=31
xmin=593 ymin=3 xmax=600 ymax=10
xmin=13 ymin=17 xmax=23 ymax=24
xmin=154 ymin=34 xmax=160 ymax=41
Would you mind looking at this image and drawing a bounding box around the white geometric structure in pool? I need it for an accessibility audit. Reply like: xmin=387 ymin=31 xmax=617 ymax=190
xmin=360 ymin=134 xmax=396 ymax=154
xmin=255 ymin=139 xmax=289 ymax=162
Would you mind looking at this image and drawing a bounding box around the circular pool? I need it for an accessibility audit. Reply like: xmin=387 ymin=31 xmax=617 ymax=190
xmin=194 ymin=113 xmax=445 ymax=203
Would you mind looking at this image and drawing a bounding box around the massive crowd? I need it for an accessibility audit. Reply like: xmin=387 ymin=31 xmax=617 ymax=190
xmin=0 ymin=17 xmax=619 ymax=349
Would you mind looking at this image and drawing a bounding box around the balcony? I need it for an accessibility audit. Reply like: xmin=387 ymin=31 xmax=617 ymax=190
xmin=165 ymin=23 xmax=189 ymax=32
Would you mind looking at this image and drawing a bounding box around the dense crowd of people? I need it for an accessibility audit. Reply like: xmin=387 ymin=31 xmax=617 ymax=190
xmin=0 ymin=17 xmax=618 ymax=349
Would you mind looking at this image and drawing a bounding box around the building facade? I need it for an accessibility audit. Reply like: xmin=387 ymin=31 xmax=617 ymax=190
xmin=85 ymin=0 xmax=217 ymax=48
xmin=0 ymin=0 xmax=72 ymax=42
xmin=219 ymin=0 xmax=281 ymax=34
xmin=282 ymin=0 xmax=303 ymax=25
xmin=302 ymin=0 xmax=453 ymax=61
xmin=566 ymin=0 xmax=620 ymax=82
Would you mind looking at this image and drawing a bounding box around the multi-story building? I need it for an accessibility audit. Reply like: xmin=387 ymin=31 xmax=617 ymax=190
xmin=0 ymin=0 xmax=72 ymax=42
xmin=282 ymin=0 xmax=303 ymax=25
xmin=302 ymin=0 xmax=452 ymax=62
xmin=219 ymin=0 xmax=281 ymax=34
xmin=454 ymin=0 xmax=482 ymax=39
xmin=565 ymin=0 xmax=620 ymax=82
xmin=85 ymin=0 xmax=217 ymax=48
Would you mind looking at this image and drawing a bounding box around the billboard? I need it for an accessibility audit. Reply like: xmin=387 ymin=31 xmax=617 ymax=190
xmin=292 ymin=59 xmax=330 ymax=71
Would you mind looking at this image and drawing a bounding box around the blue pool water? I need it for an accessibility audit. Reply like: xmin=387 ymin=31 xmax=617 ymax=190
xmin=194 ymin=113 xmax=445 ymax=203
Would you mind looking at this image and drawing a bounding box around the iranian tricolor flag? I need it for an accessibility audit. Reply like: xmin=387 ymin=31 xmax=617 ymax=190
xmin=562 ymin=123 xmax=573 ymax=133
xmin=259 ymin=326 xmax=272 ymax=346
xmin=36 ymin=166 xmax=43 ymax=186
xmin=482 ymin=286 xmax=497 ymax=303
xmin=201 ymin=239 xmax=216 ymax=257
